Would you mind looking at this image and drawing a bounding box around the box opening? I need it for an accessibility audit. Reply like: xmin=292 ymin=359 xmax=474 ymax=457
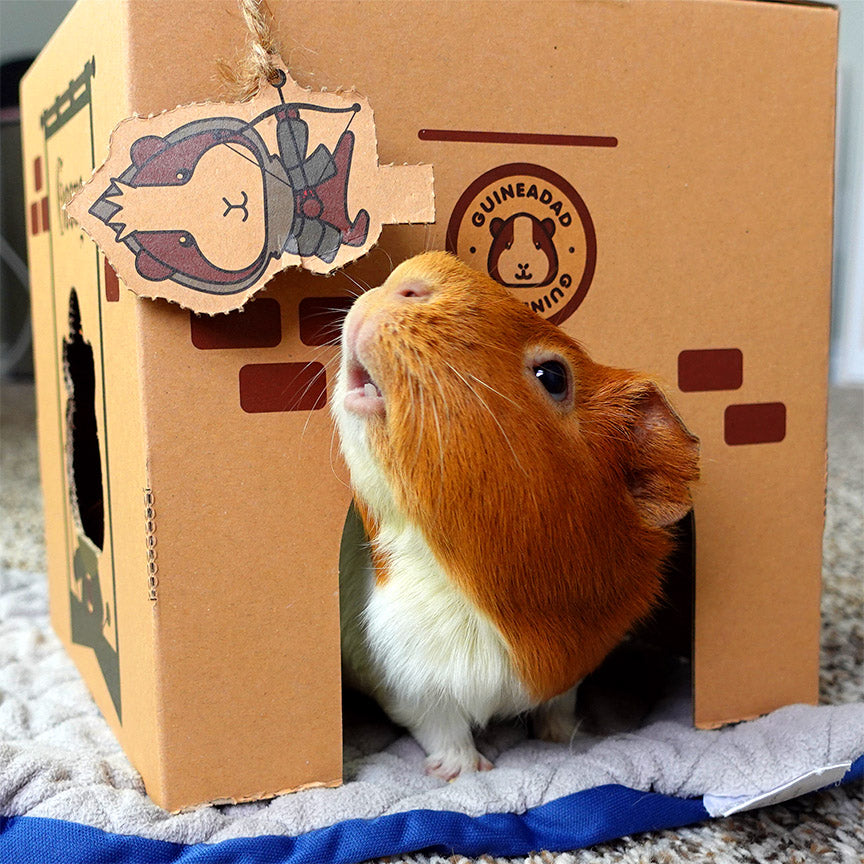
xmin=578 ymin=511 xmax=695 ymax=732
xmin=62 ymin=287 xmax=105 ymax=552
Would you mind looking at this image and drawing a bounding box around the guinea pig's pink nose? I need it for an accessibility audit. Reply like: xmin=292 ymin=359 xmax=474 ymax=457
xmin=391 ymin=279 xmax=432 ymax=302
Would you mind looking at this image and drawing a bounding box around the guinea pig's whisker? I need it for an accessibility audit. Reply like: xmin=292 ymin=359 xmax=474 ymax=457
xmin=373 ymin=246 xmax=394 ymax=272
xmin=466 ymin=373 xmax=522 ymax=410
xmin=425 ymin=367 xmax=451 ymax=488
xmin=294 ymin=358 xmax=341 ymax=446
xmin=423 ymin=359 xmax=453 ymax=427
xmin=327 ymin=415 xmax=351 ymax=491
xmin=431 ymin=394 xmax=445 ymax=489
xmin=447 ymin=363 xmax=529 ymax=478
xmin=411 ymin=373 xmax=427 ymax=467
xmin=341 ymin=272 xmax=372 ymax=297
xmin=408 ymin=348 xmax=448 ymax=485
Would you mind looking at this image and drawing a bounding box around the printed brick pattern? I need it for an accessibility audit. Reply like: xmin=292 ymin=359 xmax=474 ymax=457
xmin=298 ymin=297 xmax=354 ymax=347
xmin=239 ymin=362 xmax=327 ymax=413
xmin=190 ymin=298 xmax=282 ymax=350
xmin=29 ymin=158 xmax=49 ymax=236
xmin=187 ymin=295 xmax=352 ymax=412
xmin=679 ymin=347 xmax=787 ymax=447
xmin=678 ymin=349 xmax=742 ymax=392
xmin=104 ymin=261 xmax=120 ymax=302
xmin=724 ymin=402 xmax=787 ymax=446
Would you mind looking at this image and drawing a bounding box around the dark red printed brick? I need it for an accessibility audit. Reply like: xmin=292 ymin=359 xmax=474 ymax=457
xmin=298 ymin=297 xmax=355 ymax=346
xmin=104 ymin=260 xmax=120 ymax=302
xmin=30 ymin=202 xmax=39 ymax=236
xmin=724 ymin=402 xmax=786 ymax=446
xmin=239 ymin=362 xmax=327 ymax=413
xmin=191 ymin=298 xmax=282 ymax=350
xmin=34 ymin=157 xmax=42 ymax=192
xmin=41 ymin=196 xmax=49 ymax=232
xmin=678 ymin=349 xmax=743 ymax=392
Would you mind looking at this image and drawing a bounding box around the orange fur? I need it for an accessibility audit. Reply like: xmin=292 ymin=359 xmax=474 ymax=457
xmin=351 ymin=252 xmax=699 ymax=702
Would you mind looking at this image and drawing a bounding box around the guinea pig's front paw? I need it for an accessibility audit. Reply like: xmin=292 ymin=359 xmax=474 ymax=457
xmin=424 ymin=748 xmax=494 ymax=781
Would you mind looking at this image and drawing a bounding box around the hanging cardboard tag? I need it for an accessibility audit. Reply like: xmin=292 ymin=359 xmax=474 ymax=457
xmin=66 ymin=68 xmax=435 ymax=314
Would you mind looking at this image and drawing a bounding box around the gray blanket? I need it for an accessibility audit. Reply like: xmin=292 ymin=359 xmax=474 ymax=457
xmin=1 ymin=562 xmax=862 ymax=846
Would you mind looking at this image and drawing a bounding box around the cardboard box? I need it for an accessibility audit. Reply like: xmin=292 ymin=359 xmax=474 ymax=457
xmin=21 ymin=0 xmax=838 ymax=811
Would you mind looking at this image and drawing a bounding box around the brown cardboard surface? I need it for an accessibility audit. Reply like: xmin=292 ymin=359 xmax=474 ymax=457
xmin=21 ymin=0 xmax=837 ymax=808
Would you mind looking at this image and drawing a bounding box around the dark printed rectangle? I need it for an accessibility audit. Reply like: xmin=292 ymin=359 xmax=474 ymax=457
xmin=191 ymin=298 xmax=282 ymax=350
xmin=724 ymin=402 xmax=786 ymax=446
xmin=298 ymin=297 xmax=355 ymax=347
xmin=239 ymin=362 xmax=327 ymax=413
xmin=104 ymin=259 xmax=120 ymax=302
xmin=678 ymin=349 xmax=743 ymax=392
xmin=418 ymin=129 xmax=619 ymax=148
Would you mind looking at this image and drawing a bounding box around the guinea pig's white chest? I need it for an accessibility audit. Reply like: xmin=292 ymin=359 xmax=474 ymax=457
xmin=363 ymin=524 xmax=534 ymax=724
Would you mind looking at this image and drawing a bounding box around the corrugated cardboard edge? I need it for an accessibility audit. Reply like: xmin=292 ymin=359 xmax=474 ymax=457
xmin=171 ymin=778 xmax=342 ymax=814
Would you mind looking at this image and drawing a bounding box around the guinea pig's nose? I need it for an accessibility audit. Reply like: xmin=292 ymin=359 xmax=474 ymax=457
xmin=391 ymin=279 xmax=432 ymax=302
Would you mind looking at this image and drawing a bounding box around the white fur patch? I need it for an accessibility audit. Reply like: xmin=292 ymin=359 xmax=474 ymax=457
xmin=348 ymin=520 xmax=534 ymax=727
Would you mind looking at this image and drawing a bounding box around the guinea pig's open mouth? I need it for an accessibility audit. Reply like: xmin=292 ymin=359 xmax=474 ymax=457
xmin=343 ymin=358 xmax=385 ymax=417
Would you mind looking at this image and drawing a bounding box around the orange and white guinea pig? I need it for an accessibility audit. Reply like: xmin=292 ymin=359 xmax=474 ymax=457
xmin=332 ymin=251 xmax=699 ymax=780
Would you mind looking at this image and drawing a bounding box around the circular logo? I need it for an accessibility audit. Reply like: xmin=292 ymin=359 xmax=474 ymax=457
xmin=446 ymin=163 xmax=596 ymax=326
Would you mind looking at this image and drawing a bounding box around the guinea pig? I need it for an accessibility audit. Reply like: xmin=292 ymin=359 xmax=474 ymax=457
xmin=331 ymin=251 xmax=699 ymax=780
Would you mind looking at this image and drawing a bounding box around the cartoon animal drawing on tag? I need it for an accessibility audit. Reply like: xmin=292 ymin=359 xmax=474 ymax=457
xmin=67 ymin=67 xmax=434 ymax=313
xmin=88 ymin=72 xmax=368 ymax=297
xmin=487 ymin=212 xmax=558 ymax=288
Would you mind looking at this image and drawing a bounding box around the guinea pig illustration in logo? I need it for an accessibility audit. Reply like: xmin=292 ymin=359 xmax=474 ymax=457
xmin=88 ymin=97 xmax=370 ymax=297
xmin=487 ymin=212 xmax=558 ymax=288
xmin=447 ymin=163 xmax=596 ymax=326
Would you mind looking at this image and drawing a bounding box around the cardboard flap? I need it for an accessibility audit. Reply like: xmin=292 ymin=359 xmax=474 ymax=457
xmin=66 ymin=67 xmax=435 ymax=315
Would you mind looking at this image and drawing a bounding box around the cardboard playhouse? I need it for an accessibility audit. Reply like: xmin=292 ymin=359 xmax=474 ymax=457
xmin=20 ymin=0 xmax=837 ymax=811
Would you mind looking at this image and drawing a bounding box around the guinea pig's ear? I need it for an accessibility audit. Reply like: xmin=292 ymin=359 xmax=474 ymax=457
xmin=541 ymin=217 xmax=556 ymax=238
xmin=588 ymin=374 xmax=700 ymax=527
xmin=625 ymin=381 xmax=699 ymax=527
xmin=489 ymin=217 xmax=504 ymax=238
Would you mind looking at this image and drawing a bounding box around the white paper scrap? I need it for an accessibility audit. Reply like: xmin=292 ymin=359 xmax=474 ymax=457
xmin=703 ymin=761 xmax=853 ymax=817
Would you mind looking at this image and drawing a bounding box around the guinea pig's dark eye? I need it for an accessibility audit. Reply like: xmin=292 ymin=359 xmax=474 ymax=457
xmin=175 ymin=169 xmax=190 ymax=182
xmin=534 ymin=360 xmax=569 ymax=401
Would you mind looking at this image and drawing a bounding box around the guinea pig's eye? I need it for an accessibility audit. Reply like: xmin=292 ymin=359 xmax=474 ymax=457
xmin=175 ymin=169 xmax=190 ymax=182
xmin=533 ymin=360 xmax=569 ymax=401
xmin=535 ymin=242 xmax=541 ymax=249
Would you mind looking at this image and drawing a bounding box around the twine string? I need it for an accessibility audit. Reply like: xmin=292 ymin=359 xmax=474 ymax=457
xmin=218 ymin=0 xmax=282 ymax=101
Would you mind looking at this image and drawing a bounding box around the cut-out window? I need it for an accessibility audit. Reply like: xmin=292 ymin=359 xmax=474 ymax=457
xmin=63 ymin=288 xmax=104 ymax=550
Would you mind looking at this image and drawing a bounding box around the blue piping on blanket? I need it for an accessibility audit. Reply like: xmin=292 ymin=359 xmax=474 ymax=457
xmin=1 ymin=756 xmax=861 ymax=864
